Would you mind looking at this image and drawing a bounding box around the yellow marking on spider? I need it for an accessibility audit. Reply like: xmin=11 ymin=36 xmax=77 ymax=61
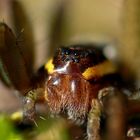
xmin=45 ymin=59 xmax=54 ymax=74
xmin=82 ymin=60 xmax=117 ymax=80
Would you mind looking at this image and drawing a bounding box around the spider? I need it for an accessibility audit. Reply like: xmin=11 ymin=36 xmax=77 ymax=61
xmin=0 ymin=22 xmax=140 ymax=140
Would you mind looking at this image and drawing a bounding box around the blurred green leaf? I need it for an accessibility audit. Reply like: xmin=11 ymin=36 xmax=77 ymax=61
xmin=0 ymin=115 xmax=24 ymax=140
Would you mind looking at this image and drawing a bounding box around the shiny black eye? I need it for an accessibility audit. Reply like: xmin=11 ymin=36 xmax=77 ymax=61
xmin=74 ymin=52 xmax=78 ymax=56
xmin=60 ymin=48 xmax=70 ymax=56
xmin=74 ymin=58 xmax=79 ymax=63
xmin=61 ymin=50 xmax=65 ymax=56
xmin=65 ymin=50 xmax=70 ymax=55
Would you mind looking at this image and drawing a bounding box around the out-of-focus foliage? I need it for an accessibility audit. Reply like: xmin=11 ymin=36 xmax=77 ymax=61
xmin=120 ymin=0 xmax=140 ymax=83
xmin=34 ymin=117 xmax=70 ymax=140
xmin=0 ymin=115 xmax=24 ymax=140
xmin=0 ymin=114 xmax=70 ymax=140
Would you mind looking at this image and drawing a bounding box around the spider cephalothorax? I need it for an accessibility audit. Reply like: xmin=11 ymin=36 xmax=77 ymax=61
xmin=44 ymin=45 xmax=122 ymax=122
xmin=52 ymin=45 xmax=106 ymax=72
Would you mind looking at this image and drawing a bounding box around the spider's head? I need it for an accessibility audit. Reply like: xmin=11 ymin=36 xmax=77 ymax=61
xmin=45 ymin=44 xmax=116 ymax=80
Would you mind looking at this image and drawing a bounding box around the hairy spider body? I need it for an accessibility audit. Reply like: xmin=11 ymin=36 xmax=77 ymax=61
xmin=45 ymin=46 xmax=121 ymax=122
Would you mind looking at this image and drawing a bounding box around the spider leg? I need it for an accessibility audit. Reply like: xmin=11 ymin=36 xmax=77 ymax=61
xmin=87 ymin=99 xmax=102 ymax=140
xmin=105 ymin=90 xmax=127 ymax=140
xmin=98 ymin=87 xmax=127 ymax=140
xmin=23 ymin=88 xmax=45 ymax=124
xmin=129 ymin=90 xmax=140 ymax=100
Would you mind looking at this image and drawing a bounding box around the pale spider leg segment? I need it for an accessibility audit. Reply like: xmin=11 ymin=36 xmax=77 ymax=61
xmin=98 ymin=86 xmax=115 ymax=106
xmin=23 ymin=88 xmax=45 ymax=124
xmin=127 ymin=127 xmax=140 ymax=137
xmin=23 ymin=90 xmax=36 ymax=123
xmin=129 ymin=90 xmax=140 ymax=100
xmin=87 ymin=99 xmax=102 ymax=140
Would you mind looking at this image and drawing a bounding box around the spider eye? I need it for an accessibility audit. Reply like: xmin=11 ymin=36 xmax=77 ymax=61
xmin=74 ymin=58 xmax=79 ymax=63
xmin=65 ymin=50 xmax=70 ymax=55
xmin=74 ymin=51 xmax=78 ymax=56
xmin=61 ymin=48 xmax=70 ymax=56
